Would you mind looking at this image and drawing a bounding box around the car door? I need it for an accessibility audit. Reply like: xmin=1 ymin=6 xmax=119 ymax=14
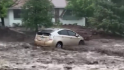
xmin=58 ymin=30 xmax=70 ymax=46
xmin=67 ymin=30 xmax=80 ymax=45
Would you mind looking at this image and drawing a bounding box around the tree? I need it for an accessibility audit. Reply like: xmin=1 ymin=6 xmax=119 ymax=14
xmin=22 ymin=0 xmax=54 ymax=32
xmin=66 ymin=0 xmax=95 ymax=26
xmin=89 ymin=0 xmax=124 ymax=36
xmin=67 ymin=0 xmax=95 ymax=17
xmin=67 ymin=0 xmax=124 ymax=36
xmin=0 ymin=0 xmax=13 ymax=26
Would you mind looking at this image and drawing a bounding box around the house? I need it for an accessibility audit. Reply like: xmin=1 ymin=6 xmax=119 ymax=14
xmin=0 ymin=0 xmax=86 ymax=27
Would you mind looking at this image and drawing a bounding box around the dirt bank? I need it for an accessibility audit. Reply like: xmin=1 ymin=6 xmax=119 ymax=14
xmin=61 ymin=25 xmax=123 ymax=41
xmin=0 ymin=25 xmax=123 ymax=42
xmin=0 ymin=27 xmax=34 ymax=42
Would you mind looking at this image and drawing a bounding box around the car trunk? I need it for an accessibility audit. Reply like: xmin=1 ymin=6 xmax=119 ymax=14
xmin=35 ymin=30 xmax=53 ymax=42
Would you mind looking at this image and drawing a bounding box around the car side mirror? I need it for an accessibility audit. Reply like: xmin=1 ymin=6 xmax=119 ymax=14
xmin=76 ymin=34 xmax=79 ymax=37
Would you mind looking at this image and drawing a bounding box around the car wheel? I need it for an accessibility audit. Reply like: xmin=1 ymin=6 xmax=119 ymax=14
xmin=56 ymin=42 xmax=63 ymax=48
xmin=79 ymin=40 xmax=85 ymax=45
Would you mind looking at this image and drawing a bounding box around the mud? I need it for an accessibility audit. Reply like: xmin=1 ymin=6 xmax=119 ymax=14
xmin=62 ymin=25 xmax=123 ymax=40
xmin=0 ymin=39 xmax=124 ymax=70
xmin=64 ymin=39 xmax=124 ymax=57
xmin=0 ymin=25 xmax=122 ymax=42
xmin=0 ymin=27 xmax=29 ymax=42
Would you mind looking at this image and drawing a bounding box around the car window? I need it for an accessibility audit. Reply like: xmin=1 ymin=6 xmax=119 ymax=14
xmin=37 ymin=30 xmax=53 ymax=36
xmin=58 ymin=30 xmax=68 ymax=35
xmin=41 ymin=30 xmax=53 ymax=33
xmin=67 ymin=30 xmax=76 ymax=36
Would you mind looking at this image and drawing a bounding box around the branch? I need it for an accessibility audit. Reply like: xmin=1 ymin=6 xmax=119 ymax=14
xmin=11 ymin=0 xmax=19 ymax=7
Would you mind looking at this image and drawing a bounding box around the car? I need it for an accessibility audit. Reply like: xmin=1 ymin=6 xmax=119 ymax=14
xmin=34 ymin=28 xmax=85 ymax=48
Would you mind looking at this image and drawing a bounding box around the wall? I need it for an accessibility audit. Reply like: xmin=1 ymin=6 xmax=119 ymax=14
xmin=60 ymin=18 xmax=85 ymax=26
xmin=0 ymin=10 xmax=9 ymax=26
xmin=8 ymin=9 xmax=22 ymax=27
xmin=58 ymin=8 xmax=86 ymax=26
xmin=2 ymin=8 xmax=85 ymax=27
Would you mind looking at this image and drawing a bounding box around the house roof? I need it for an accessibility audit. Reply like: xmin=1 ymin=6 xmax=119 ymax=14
xmin=9 ymin=0 xmax=67 ymax=9
xmin=52 ymin=0 xmax=67 ymax=8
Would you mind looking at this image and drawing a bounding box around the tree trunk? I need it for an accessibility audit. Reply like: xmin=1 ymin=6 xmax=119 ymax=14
xmin=85 ymin=17 xmax=89 ymax=27
xmin=1 ymin=17 xmax=5 ymax=26
xmin=35 ymin=24 xmax=38 ymax=32
xmin=55 ymin=8 xmax=59 ymax=23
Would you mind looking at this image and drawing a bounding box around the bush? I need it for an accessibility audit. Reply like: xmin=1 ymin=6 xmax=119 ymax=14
xmin=54 ymin=21 xmax=63 ymax=26
xmin=88 ymin=18 xmax=124 ymax=36
xmin=13 ymin=23 xmax=21 ymax=27
xmin=73 ymin=23 xmax=78 ymax=25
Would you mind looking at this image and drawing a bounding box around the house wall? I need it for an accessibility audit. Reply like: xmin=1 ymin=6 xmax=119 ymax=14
xmin=52 ymin=18 xmax=55 ymax=22
xmin=8 ymin=9 xmax=22 ymax=27
xmin=0 ymin=10 xmax=9 ymax=26
xmin=0 ymin=9 xmax=22 ymax=27
xmin=59 ymin=9 xmax=85 ymax=26
xmin=51 ymin=8 xmax=85 ymax=26
xmin=2 ymin=8 xmax=85 ymax=27
xmin=60 ymin=18 xmax=85 ymax=26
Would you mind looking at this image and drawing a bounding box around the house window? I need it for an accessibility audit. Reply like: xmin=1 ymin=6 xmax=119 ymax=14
xmin=13 ymin=9 xmax=22 ymax=19
xmin=61 ymin=10 xmax=82 ymax=20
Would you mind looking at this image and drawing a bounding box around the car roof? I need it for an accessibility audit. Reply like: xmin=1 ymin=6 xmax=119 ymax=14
xmin=42 ymin=28 xmax=71 ymax=31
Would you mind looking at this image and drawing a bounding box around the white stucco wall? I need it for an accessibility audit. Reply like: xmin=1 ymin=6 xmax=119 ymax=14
xmin=51 ymin=8 xmax=85 ymax=26
xmin=59 ymin=9 xmax=85 ymax=26
xmin=52 ymin=18 xmax=55 ymax=22
xmin=0 ymin=10 xmax=9 ymax=26
xmin=0 ymin=10 xmax=22 ymax=27
xmin=60 ymin=18 xmax=85 ymax=26
xmin=4 ymin=18 xmax=9 ymax=26
xmin=8 ymin=9 xmax=22 ymax=27
xmin=2 ymin=8 xmax=85 ymax=27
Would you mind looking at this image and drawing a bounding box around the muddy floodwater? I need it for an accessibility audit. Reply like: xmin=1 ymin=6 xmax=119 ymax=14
xmin=0 ymin=39 xmax=124 ymax=70
xmin=0 ymin=26 xmax=124 ymax=70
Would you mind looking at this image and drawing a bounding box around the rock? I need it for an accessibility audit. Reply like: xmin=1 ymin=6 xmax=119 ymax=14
xmin=89 ymin=68 xmax=99 ymax=70
xmin=32 ymin=65 xmax=36 ymax=68
xmin=22 ymin=44 xmax=30 ymax=49
xmin=64 ymin=66 xmax=72 ymax=70
xmin=119 ymin=68 xmax=124 ymax=70
xmin=30 ymin=54 xmax=35 ymax=57
xmin=88 ymin=61 xmax=99 ymax=64
xmin=100 ymin=39 xmax=110 ymax=43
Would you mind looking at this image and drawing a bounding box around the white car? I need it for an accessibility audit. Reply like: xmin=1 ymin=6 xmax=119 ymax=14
xmin=34 ymin=28 xmax=85 ymax=48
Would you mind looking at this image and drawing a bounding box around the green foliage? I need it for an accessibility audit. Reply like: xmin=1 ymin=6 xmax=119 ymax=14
xmin=0 ymin=0 xmax=13 ymax=17
xmin=68 ymin=0 xmax=124 ymax=36
xmin=73 ymin=23 xmax=77 ymax=25
xmin=54 ymin=21 xmax=63 ymax=26
xmin=22 ymin=0 xmax=54 ymax=31
xmin=13 ymin=23 xmax=21 ymax=27
xmin=53 ymin=20 xmax=63 ymax=28
xmin=89 ymin=0 xmax=124 ymax=36
xmin=0 ymin=0 xmax=13 ymax=26
xmin=67 ymin=0 xmax=95 ymax=17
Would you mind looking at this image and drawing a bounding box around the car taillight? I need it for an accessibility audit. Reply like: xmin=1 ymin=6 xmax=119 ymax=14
xmin=48 ymin=36 xmax=53 ymax=40
xmin=49 ymin=38 xmax=52 ymax=40
xmin=49 ymin=39 xmax=52 ymax=40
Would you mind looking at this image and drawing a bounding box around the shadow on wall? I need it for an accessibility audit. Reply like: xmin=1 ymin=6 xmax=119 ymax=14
xmin=0 ymin=22 xmax=2 ymax=26
xmin=13 ymin=23 xmax=22 ymax=27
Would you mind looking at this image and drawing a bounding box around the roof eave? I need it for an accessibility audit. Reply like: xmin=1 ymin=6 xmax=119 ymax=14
xmin=9 ymin=7 xmax=65 ymax=9
xmin=54 ymin=7 xmax=65 ymax=8
xmin=9 ymin=7 xmax=22 ymax=9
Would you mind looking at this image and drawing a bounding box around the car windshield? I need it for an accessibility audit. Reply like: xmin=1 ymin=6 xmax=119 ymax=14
xmin=37 ymin=29 xmax=53 ymax=36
